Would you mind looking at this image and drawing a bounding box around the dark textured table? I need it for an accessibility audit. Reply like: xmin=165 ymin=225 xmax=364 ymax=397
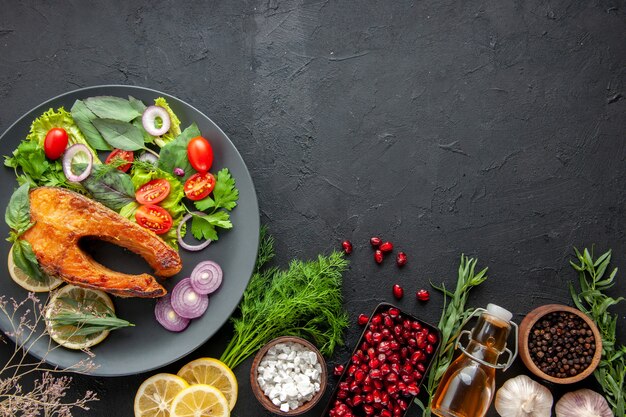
xmin=1 ymin=1 xmax=625 ymax=416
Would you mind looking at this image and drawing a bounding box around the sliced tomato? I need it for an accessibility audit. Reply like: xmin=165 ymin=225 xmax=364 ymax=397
xmin=187 ymin=136 xmax=214 ymax=172
xmin=105 ymin=149 xmax=134 ymax=172
xmin=135 ymin=205 xmax=173 ymax=235
xmin=184 ymin=172 xmax=216 ymax=201
xmin=44 ymin=128 xmax=69 ymax=160
xmin=136 ymin=179 xmax=171 ymax=205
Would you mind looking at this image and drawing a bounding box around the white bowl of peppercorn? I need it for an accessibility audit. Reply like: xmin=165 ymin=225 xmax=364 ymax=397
xmin=519 ymin=304 xmax=602 ymax=384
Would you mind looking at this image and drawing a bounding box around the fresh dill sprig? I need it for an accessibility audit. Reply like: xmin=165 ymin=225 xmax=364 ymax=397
xmin=570 ymin=247 xmax=626 ymax=417
xmin=415 ymin=255 xmax=488 ymax=417
xmin=220 ymin=227 xmax=349 ymax=369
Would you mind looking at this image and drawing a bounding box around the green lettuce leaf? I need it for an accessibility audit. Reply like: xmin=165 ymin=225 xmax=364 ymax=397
xmin=154 ymin=97 xmax=181 ymax=146
xmin=130 ymin=165 xmax=187 ymax=248
xmin=157 ymin=123 xmax=201 ymax=181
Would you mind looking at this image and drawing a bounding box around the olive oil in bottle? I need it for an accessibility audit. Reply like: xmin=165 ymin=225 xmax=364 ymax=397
xmin=431 ymin=304 xmax=518 ymax=417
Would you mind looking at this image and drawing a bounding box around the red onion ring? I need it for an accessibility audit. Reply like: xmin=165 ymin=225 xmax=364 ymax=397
xmin=154 ymin=294 xmax=190 ymax=332
xmin=62 ymin=144 xmax=93 ymax=182
xmin=190 ymin=261 xmax=223 ymax=295
xmin=142 ymin=106 xmax=171 ymax=136
xmin=170 ymin=278 xmax=209 ymax=319
xmin=177 ymin=212 xmax=212 ymax=251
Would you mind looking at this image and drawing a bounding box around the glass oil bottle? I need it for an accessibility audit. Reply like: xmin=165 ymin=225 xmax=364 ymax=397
xmin=431 ymin=304 xmax=518 ymax=417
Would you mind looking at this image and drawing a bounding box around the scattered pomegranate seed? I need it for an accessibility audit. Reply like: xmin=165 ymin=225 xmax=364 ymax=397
xmin=342 ymin=240 xmax=353 ymax=254
xmin=380 ymin=241 xmax=393 ymax=252
xmin=392 ymin=284 xmax=404 ymax=299
xmin=396 ymin=252 xmax=407 ymax=267
xmin=416 ymin=289 xmax=430 ymax=301
xmin=334 ymin=364 xmax=345 ymax=376
xmin=357 ymin=314 xmax=369 ymax=326
xmin=374 ymin=249 xmax=384 ymax=264
xmin=370 ymin=236 xmax=382 ymax=247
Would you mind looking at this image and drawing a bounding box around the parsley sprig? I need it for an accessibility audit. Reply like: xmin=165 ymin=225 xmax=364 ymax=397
xmin=570 ymin=247 xmax=626 ymax=417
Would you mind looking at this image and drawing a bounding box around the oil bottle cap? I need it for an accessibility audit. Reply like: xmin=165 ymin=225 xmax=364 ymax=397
xmin=486 ymin=303 xmax=512 ymax=323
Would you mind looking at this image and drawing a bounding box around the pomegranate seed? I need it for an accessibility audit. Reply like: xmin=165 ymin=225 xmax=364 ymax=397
xmin=363 ymin=405 xmax=374 ymax=415
xmin=393 ymin=325 xmax=402 ymax=336
xmin=380 ymin=241 xmax=393 ymax=252
xmin=393 ymin=405 xmax=403 ymax=417
xmin=378 ymin=353 xmax=386 ymax=362
xmin=337 ymin=389 xmax=348 ymax=399
xmin=381 ymin=391 xmax=390 ymax=405
xmin=427 ymin=333 xmax=438 ymax=344
xmin=416 ymin=289 xmax=430 ymax=301
xmin=413 ymin=371 xmax=423 ymax=381
xmin=381 ymin=328 xmax=391 ymax=338
xmin=401 ymin=373 xmax=414 ymax=384
xmin=353 ymin=395 xmax=363 ymax=406
xmin=384 ymin=315 xmax=394 ymax=327
xmin=426 ymin=343 xmax=434 ymax=354
xmin=411 ymin=351 xmax=423 ymax=364
xmin=416 ymin=335 xmax=428 ymax=349
xmin=368 ymin=347 xmax=377 ymax=359
xmin=387 ymin=383 xmax=399 ymax=395
xmin=334 ymin=364 xmax=345 ymax=376
xmin=372 ymin=332 xmax=383 ymax=343
xmin=386 ymin=372 xmax=398 ymax=383
xmin=417 ymin=363 xmax=426 ymax=373
xmin=411 ymin=321 xmax=422 ymax=330
xmin=370 ymin=236 xmax=382 ymax=247
xmin=406 ymin=383 xmax=420 ymax=395
xmin=341 ymin=240 xmax=353 ymax=254
xmin=365 ymin=331 xmax=373 ymax=344
xmin=396 ymin=252 xmax=407 ymax=266
xmin=352 ymin=354 xmax=361 ymax=364
xmin=392 ymin=284 xmax=404 ymax=299
xmin=349 ymin=381 xmax=360 ymax=392
xmin=397 ymin=399 xmax=408 ymax=410
xmin=388 ymin=308 xmax=400 ymax=318
xmin=370 ymin=368 xmax=382 ymax=379
xmin=381 ymin=409 xmax=392 ymax=417
xmin=371 ymin=315 xmax=382 ymax=325
xmin=357 ymin=314 xmax=369 ymax=326
xmin=369 ymin=358 xmax=381 ymax=369
xmin=374 ymin=249 xmax=384 ymax=264
xmin=355 ymin=370 xmax=366 ymax=382
xmin=387 ymin=353 xmax=400 ymax=363
xmin=348 ymin=364 xmax=357 ymax=375
xmin=380 ymin=363 xmax=391 ymax=375
xmin=378 ymin=341 xmax=391 ymax=353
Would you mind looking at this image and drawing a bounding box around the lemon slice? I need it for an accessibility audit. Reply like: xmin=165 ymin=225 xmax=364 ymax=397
xmin=134 ymin=373 xmax=189 ymax=417
xmin=177 ymin=358 xmax=238 ymax=410
xmin=44 ymin=285 xmax=115 ymax=350
xmin=170 ymin=384 xmax=230 ymax=417
xmin=8 ymin=245 xmax=63 ymax=292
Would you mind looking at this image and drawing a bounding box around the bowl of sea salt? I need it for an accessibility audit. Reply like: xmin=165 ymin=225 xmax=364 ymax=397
xmin=251 ymin=336 xmax=327 ymax=415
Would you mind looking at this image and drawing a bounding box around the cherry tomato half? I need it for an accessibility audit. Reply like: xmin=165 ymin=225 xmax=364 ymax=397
xmin=136 ymin=179 xmax=171 ymax=205
xmin=44 ymin=128 xmax=69 ymax=160
xmin=187 ymin=136 xmax=214 ymax=172
xmin=105 ymin=149 xmax=134 ymax=172
xmin=135 ymin=205 xmax=173 ymax=235
xmin=184 ymin=172 xmax=216 ymax=201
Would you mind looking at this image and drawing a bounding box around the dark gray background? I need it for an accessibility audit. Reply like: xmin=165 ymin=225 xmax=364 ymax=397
xmin=1 ymin=1 xmax=625 ymax=416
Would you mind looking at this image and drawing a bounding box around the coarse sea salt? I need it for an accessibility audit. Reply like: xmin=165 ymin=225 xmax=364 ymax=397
xmin=257 ymin=341 xmax=322 ymax=412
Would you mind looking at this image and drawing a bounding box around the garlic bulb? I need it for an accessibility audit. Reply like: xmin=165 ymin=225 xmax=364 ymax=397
xmin=555 ymin=389 xmax=613 ymax=417
xmin=495 ymin=375 xmax=553 ymax=417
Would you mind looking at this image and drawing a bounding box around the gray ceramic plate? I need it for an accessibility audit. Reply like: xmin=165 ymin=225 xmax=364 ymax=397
xmin=0 ymin=85 xmax=259 ymax=376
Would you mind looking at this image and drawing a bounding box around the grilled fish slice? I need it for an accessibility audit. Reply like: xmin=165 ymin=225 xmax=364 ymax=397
xmin=21 ymin=187 xmax=182 ymax=298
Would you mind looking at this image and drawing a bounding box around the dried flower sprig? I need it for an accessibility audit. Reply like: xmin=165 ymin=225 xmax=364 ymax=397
xmin=0 ymin=292 xmax=99 ymax=416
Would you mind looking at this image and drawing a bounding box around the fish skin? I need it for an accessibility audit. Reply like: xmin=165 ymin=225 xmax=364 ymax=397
xmin=21 ymin=187 xmax=182 ymax=298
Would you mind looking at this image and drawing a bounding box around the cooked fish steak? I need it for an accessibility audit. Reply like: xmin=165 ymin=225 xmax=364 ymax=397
xmin=20 ymin=187 xmax=182 ymax=298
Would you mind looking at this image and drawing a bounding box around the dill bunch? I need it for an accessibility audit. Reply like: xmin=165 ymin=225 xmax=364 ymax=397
xmin=415 ymin=255 xmax=488 ymax=417
xmin=570 ymin=247 xmax=626 ymax=417
xmin=220 ymin=227 xmax=349 ymax=369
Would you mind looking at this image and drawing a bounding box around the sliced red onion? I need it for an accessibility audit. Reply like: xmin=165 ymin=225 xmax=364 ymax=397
xmin=138 ymin=152 xmax=159 ymax=164
xmin=155 ymin=294 xmax=190 ymax=332
xmin=142 ymin=105 xmax=171 ymax=136
xmin=171 ymin=278 xmax=209 ymax=319
xmin=62 ymin=144 xmax=93 ymax=182
xmin=190 ymin=261 xmax=223 ymax=295
xmin=177 ymin=212 xmax=212 ymax=251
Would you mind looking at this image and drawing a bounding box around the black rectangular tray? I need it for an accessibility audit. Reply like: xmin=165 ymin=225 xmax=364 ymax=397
xmin=321 ymin=302 xmax=442 ymax=416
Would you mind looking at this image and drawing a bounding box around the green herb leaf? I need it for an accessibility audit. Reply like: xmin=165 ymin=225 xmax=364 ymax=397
xmin=84 ymin=96 xmax=141 ymax=122
xmin=570 ymin=248 xmax=626 ymax=417
xmin=190 ymin=211 xmax=232 ymax=241
xmin=153 ymin=97 xmax=182 ymax=145
xmin=50 ymin=312 xmax=134 ymax=336
xmin=71 ymin=100 xmax=111 ymax=151
xmin=81 ymin=165 xmax=136 ymax=211
xmin=92 ymin=119 xmax=145 ymax=151
xmin=157 ymin=123 xmax=201 ymax=180
xmin=419 ymin=255 xmax=489 ymax=416
xmin=219 ymin=227 xmax=349 ymax=369
xmin=128 ymin=96 xmax=147 ymax=114
xmin=5 ymin=183 xmax=32 ymax=233
xmin=13 ymin=240 xmax=44 ymax=282
xmin=194 ymin=168 xmax=239 ymax=212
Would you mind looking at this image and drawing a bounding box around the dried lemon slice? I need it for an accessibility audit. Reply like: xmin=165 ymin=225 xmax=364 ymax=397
xmin=134 ymin=373 xmax=189 ymax=417
xmin=44 ymin=285 xmax=116 ymax=350
xmin=177 ymin=358 xmax=238 ymax=410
